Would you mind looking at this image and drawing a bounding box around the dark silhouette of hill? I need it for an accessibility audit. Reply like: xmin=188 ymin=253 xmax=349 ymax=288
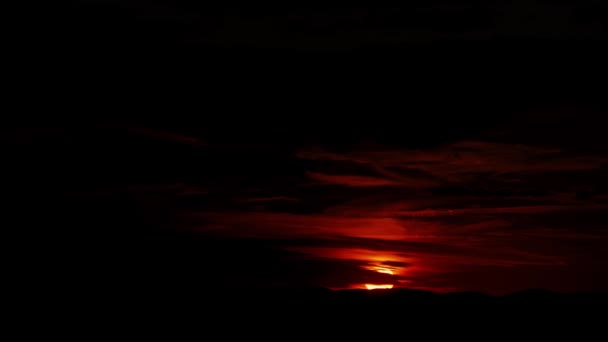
xmin=46 ymin=285 xmax=607 ymax=338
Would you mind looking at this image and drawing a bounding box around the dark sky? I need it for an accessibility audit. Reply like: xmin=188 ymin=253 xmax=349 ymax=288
xmin=9 ymin=1 xmax=608 ymax=294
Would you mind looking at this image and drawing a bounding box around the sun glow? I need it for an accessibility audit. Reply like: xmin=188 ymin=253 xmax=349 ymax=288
xmin=372 ymin=267 xmax=394 ymax=275
xmin=364 ymin=265 xmax=396 ymax=275
xmin=365 ymin=284 xmax=394 ymax=290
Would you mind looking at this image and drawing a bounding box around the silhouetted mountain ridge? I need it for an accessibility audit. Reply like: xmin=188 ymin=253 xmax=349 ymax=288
xmin=57 ymin=286 xmax=605 ymax=337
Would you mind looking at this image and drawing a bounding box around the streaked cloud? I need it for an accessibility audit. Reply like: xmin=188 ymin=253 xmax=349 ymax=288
xmin=298 ymin=141 xmax=607 ymax=186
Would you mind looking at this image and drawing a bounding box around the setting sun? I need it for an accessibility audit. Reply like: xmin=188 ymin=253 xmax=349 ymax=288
xmin=365 ymin=284 xmax=394 ymax=290
xmin=363 ymin=264 xmax=397 ymax=275
xmin=370 ymin=266 xmax=393 ymax=275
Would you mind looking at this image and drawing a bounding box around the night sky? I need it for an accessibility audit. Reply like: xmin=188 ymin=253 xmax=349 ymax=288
xmin=9 ymin=1 xmax=608 ymax=295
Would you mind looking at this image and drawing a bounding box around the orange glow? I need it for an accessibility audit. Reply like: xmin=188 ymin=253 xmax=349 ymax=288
xmin=365 ymin=284 xmax=394 ymax=290
xmin=366 ymin=266 xmax=394 ymax=275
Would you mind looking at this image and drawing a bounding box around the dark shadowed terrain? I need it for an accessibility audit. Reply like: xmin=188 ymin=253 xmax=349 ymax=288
xmin=45 ymin=287 xmax=608 ymax=337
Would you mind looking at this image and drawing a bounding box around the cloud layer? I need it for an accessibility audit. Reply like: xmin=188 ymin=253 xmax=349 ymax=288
xmin=176 ymin=128 xmax=608 ymax=293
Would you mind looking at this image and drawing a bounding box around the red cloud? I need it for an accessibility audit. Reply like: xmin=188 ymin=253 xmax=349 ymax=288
xmin=305 ymin=172 xmax=402 ymax=187
xmin=188 ymin=201 xmax=595 ymax=292
xmin=393 ymin=204 xmax=608 ymax=217
xmin=298 ymin=141 xmax=607 ymax=185
xmin=121 ymin=125 xmax=208 ymax=147
xmin=193 ymin=212 xmax=418 ymax=240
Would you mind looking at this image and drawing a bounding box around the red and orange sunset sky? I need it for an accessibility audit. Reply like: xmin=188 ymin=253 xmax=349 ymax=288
xmin=17 ymin=107 xmax=606 ymax=295
xmin=11 ymin=1 xmax=608 ymax=293
xmin=183 ymin=128 xmax=608 ymax=293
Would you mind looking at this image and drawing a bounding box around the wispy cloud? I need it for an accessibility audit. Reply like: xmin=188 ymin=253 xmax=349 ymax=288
xmin=237 ymin=196 xmax=300 ymax=203
xmin=305 ymin=172 xmax=403 ymax=187
xmin=122 ymin=126 xmax=208 ymax=147
xmin=298 ymin=141 xmax=607 ymax=185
